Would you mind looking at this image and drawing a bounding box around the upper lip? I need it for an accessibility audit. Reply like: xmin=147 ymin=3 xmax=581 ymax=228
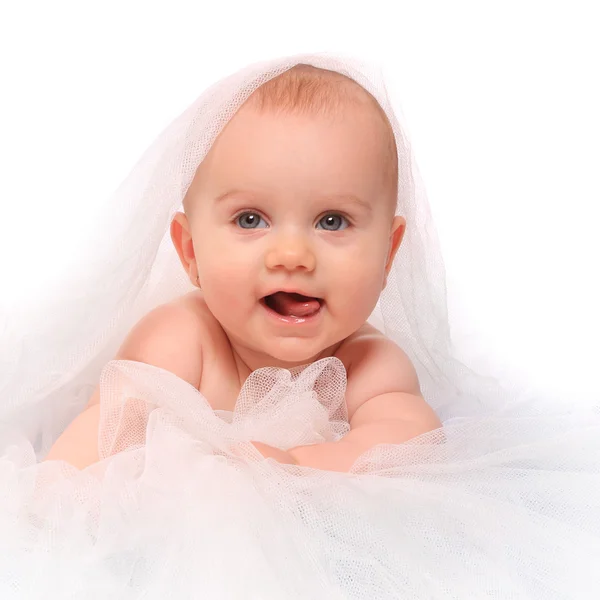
xmin=261 ymin=288 xmax=323 ymax=301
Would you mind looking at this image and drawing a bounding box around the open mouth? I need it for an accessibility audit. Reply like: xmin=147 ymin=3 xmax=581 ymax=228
xmin=261 ymin=291 xmax=324 ymax=320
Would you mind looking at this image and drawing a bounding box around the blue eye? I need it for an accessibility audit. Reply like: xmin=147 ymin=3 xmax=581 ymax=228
xmin=236 ymin=212 xmax=267 ymax=229
xmin=317 ymin=214 xmax=349 ymax=231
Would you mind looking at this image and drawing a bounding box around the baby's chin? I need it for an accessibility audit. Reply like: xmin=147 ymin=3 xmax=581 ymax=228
xmin=265 ymin=345 xmax=332 ymax=369
xmin=215 ymin=313 xmax=348 ymax=370
xmin=245 ymin=335 xmax=341 ymax=370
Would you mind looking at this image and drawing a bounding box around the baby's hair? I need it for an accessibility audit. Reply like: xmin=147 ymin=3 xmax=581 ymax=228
xmin=245 ymin=64 xmax=399 ymax=211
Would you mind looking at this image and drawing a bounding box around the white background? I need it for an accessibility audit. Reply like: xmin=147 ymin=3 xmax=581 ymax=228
xmin=0 ymin=1 xmax=598 ymax=397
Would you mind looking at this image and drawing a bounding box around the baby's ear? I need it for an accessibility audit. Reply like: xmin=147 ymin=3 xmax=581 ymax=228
xmin=170 ymin=212 xmax=198 ymax=285
xmin=384 ymin=216 xmax=406 ymax=277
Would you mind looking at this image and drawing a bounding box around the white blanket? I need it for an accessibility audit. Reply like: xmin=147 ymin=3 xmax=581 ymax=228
xmin=1 ymin=357 xmax=599 ymax=599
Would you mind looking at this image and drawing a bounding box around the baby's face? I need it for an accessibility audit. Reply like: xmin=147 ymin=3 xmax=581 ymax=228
xmin=178 ymin=102 xmax=405 ymax=368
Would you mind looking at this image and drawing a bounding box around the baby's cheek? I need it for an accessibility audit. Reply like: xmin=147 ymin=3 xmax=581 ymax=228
xmin=330 ymin=260 xmax=385 ymax=317
xmin=198 ymin=238 xmax=248 ymax=280
xmin=334 ymin=245 xmax=386 ymax=289
xmin=200 ymin=264 xmax=252 ymax=326
xmin=206 ymin=260 xmax=250 ymax=297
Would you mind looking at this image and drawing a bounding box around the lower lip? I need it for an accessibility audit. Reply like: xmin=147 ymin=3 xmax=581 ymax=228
xmin=260 ymin=299 xmax=324 ymax=326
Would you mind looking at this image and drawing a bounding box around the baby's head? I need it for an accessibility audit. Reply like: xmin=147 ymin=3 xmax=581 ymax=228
xmin=171 ymin=64 xmax=405 ymax=368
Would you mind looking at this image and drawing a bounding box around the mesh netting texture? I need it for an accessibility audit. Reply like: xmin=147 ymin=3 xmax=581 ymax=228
xmin=0 ymin=52 xmax=599 ymax=598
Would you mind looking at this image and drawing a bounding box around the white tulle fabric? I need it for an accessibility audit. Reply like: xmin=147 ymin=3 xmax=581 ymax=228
xmin=1 ymin=52 xmax=599 ymax=598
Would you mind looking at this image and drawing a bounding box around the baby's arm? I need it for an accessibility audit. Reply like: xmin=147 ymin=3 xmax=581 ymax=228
xmin=44 ymin=299 xmax=205 ymax=470
xmin=288 ymin=337 xmax=443 ymax=472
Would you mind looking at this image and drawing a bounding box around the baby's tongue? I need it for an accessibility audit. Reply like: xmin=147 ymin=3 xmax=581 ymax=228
xmin=269 ymin=292 xmax=320 ymax=317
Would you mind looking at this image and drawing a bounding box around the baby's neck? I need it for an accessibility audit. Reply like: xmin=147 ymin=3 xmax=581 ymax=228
xmin=229 ymin=339 xmax=346 ymax=378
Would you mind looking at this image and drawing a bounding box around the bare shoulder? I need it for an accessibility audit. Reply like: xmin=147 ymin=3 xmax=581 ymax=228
xmin=334 ymin=321 xmax=422 ymax=421
xmin=177 ymin=289 xmax=228 ymax=347
xmin=333 ymin=321 xmax=389 ymax=373
xmin=114 ymin=290 xmax=208 ymax=389
xmin=83 ymin=290 xmax=209 ymax=409
xmin=45 ymin=290 xmax=213 ymax=470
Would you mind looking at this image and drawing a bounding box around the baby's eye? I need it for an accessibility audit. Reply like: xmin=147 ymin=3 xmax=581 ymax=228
xmin=236 ymin=212 xmax=268 ymax=229
xmin=316 ymin=214 xmax=349 ymax=231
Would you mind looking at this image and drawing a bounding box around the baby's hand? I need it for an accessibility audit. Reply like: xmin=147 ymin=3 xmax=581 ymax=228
xmin=251 ymin=441 xmax=298 ymax=465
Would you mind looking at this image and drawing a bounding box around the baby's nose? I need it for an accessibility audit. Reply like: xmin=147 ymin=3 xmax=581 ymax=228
xmin=264 ymin=234 xmax=316 ymax=272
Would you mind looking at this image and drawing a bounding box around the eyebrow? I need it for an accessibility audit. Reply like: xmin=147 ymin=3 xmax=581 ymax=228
xmin=215 ymin=190 xmax=373 ymax=213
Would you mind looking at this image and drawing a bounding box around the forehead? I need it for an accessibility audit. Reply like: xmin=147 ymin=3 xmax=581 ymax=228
xmin=184 ymin=69 xmax=397 ymax=216
xmin=199 ymin=103 xmax=390 ymax=190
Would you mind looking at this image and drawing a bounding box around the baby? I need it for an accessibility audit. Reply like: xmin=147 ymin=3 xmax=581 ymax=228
xmin=45 ymin=64 xmax=442 ymax=472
